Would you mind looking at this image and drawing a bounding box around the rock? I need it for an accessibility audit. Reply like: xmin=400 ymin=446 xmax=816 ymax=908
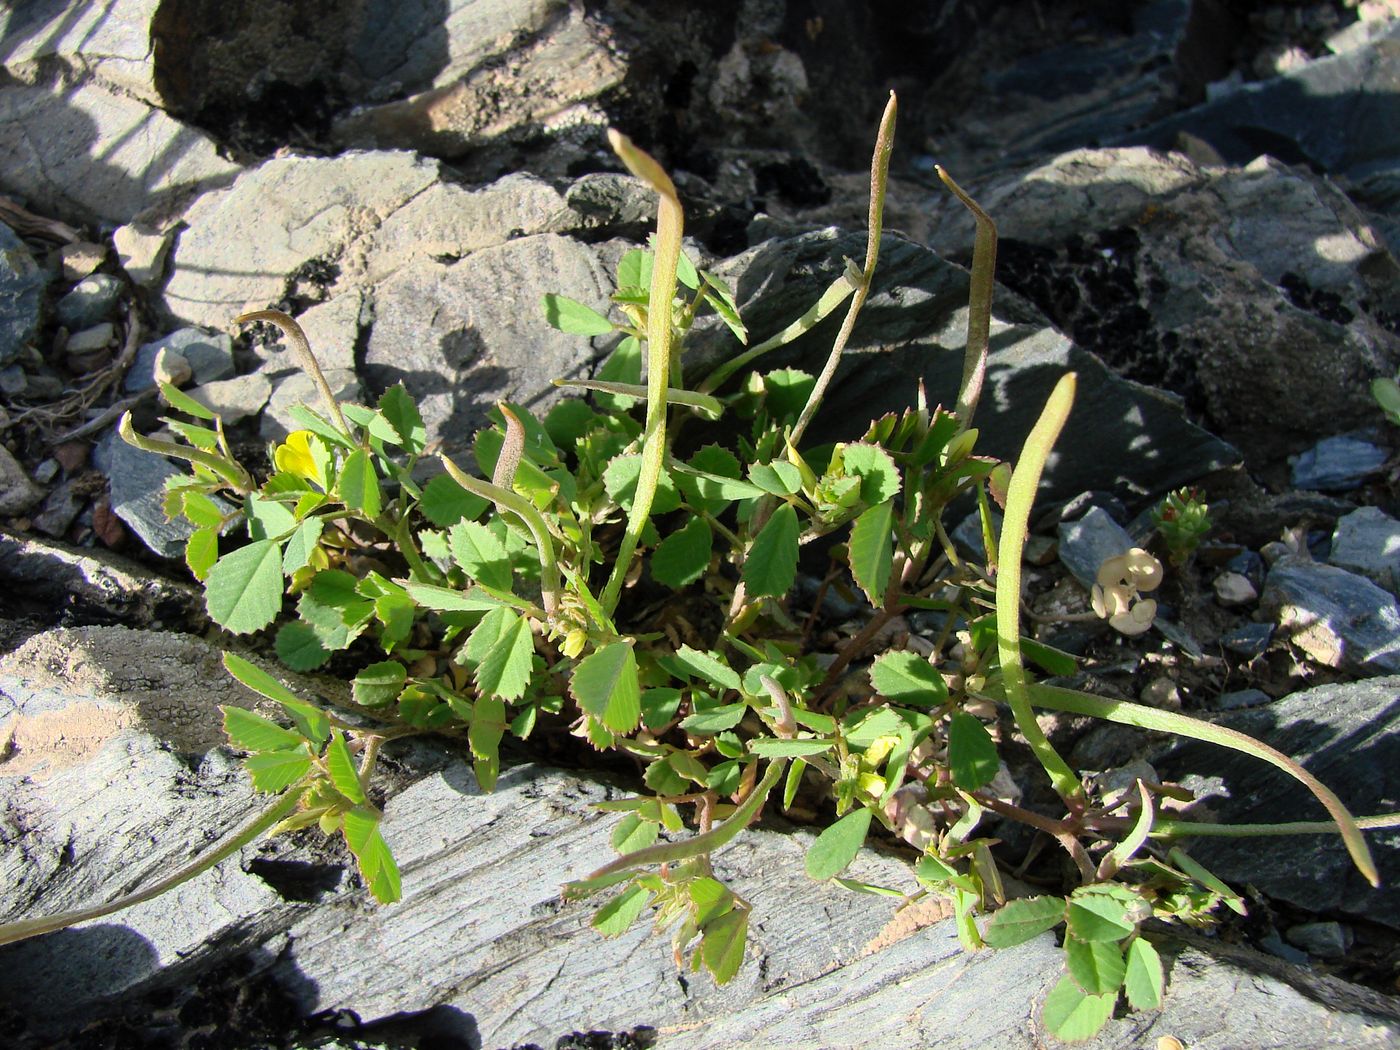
xmin=1292 ymin=434 xmax=1390 ymax=492
xmin=1331 ymin=506 xmax=1400 ymax=593
xmin=0 ymin=443 xmax=43 ymax=516
xmin=30 ymin=478 xmax=82 ymax=539
xmin=58 ymin=241 xmax=106 ymax=282
xmin=94 ymin=430 xmax=200 ymax=558
xmin=152 ymin=347 xmax=191 ymax=388
xmin=0 ymin=221 xmax=46 ymax=367
xmin=1261 ymin=556 xmax=1400 ymax=674
xmin=0 ymin=365 xmax=23 ymax=397
xmin=1214 ymin=688 xmax=1270 ymax=710
xmin=186 ymin=374 xmax=273 ymax=424
xmin=64 ymin=322 xmax=115 ymax=356
xmin=1221 ymin=623 xmax=1273 ymax=659
xmin=0 ymin=0 xmax=163 ymax=103
xmin=55 ymin=273 xmax=124 ymax=330
xmin=693 ymin=228 xmax=1239 ymax=505
xmin=362 ymin=233 xmax=612 ymax=452
xmin=1139 ymin=676 xmax=1182 ymax=710
xmin=260 ymin=369 xmax=361 ymax=442
xmin=1227 ymin=549 xmax=1266 ymax=591
xmin=1286 ymin=921 xmax=1352 ymax=961
xmin=0 ymin=80 xmax=239 ymax=226
xmin=0 ymin=530 xmax=203 ymax=627
xmin=112 ymin=221 xmax=174 ymax=288
xmin=125 ymin=328 xmax=234 ymax=392
xmin=1057 ymin=506 xmax=1135 ymax=590
xmin=1154 ymin=676 xmax=1400 ymax=930
xmin=254 ymin=291 xmax=363 ymax=376
xmin=1213 ymin=571 xmax=1259 ymax=607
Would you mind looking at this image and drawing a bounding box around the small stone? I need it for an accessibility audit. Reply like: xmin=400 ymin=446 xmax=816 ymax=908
xmin=59 ymin=241 xmax=107 ymax=282
xmin=1290 ymin=434 xmax=1388 ymax=492
xmin=1057 ymin=505 xmax=1134 ymax=589
xmin=65 ymin=322 xmax=115 ymax=354
xmin=52 ymin=441 xmax=88 ymax=474
xmin=1154 ymin=616 xmax=1205 ymax=660
xmin=186 ymin=374 xmax=273 ymax=424
xmin=31 ymin=479 xmax=82 ymax=538
xmin=125 ymin=328 xmax=235 ymax=392
xmin=1258 ymin=930 xmax=1310 ymax=966
xmin=0 ymin=442 xmax=43 ymax=515
xmin=1214 ymin=688 xmax=1270 ymax=710
xmin=1261 ymin=557 xmax=1400 ymax=674
xmin=153 ymin=347 xmax=192 ymax=388
xmin=1285 ymin=921 xmax=1351 ymax=960
xmin=0 ymin=222 xmax=47 ymax=367
xmin=1024 ymin=534 xmax=1058 ymax=566
xmin=0 ymin=364 xmax=25 ymax=396
xmin=1213 ymin=571 xmax=1259 ymax=607
xmin=1139 ymin=676 xmax=1182 ymax=709
xmin=1329 ymin=506 xmax=1400 ymax=594
xmin=1226 ymin=550 xmax=1265 ymax=590
xmin=1260 ymin=540 xmax=1294 ymax=565
xmin=55 ymin=273 xmax=124 ymax=330
xmin=91 ymin=497 xmax=125 ymax=548
xmin=112 ymin=221 xmax=174 ymax=287
xmin=32 ymin=458 xmax=59 ymax=484
xmin=1222 ymin=622 xmax=1273 ymax=658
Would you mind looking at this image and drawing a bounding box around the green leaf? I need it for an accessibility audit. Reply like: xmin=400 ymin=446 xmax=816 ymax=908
xmin=747 ymin=461 xmax=802 ymax=496
xmin=948 ymin=712 xmax=999 ymax=790
xmin=869 ymin=651 xmax=948 ymax=706
xmin=1123 ymin=938 xmax=1164 ymax=1010
xmin=338 ymin=449 xmax=382 ymax=518
xmin=761 ymin=368 xmax=814 ymax=420
xmin=470 ymin=693 xmax=505 ymax=791
xmin=275 ymin=620 xmax=331 ymax=671
xmin=420 ymin=474 xmax=489 ymax=527
xmin=476 ymin=613 xmax=534 ymax=701
xmin=182 ymin=491 xmax=226 ymax=528
xmin=783 ymin=757 xmax=806 ymax=809
xmin=222 ymin=707 xmax=304 ymax=753
xmin=448 ymin=520 xmax=512 ymax=591
xmin=287 ymin=405 xmax=357 ymax=450
xmin=222 ymin=652 xmax=330 ymax=744
xmin=570 ymin=641 xmax=642 ymax=734
xmin=706 ymin=759 xmax=742 ymax=794
xmin=378 ymin=384 xmax=426 ymax=453
xmin=245 ymin=747 xmax=313 ymax=793
xmin=1065 ymin=936 xmax=1126 ymax=996
xmin=592 ymin=336 xmax=642 ymax=411
xmin=672 ymin=646 xmax=742 ymax=692
xmin=281 ymin=517 xmax=324 ymax=574
xmin=641 ymin=687 xmax=682 ymax=730
xmin=805 ymin=807 xmax=872 ymax=880
xmin=326 ymin=731 xmax=366 ymax=804
xmin=246 ymin=493 xmax=296 ymax=540
xmin=159 ymin=379 xmax=217 ymax=419
xmin=403 ymin=582 xmax=508 ymax=612
xmin=651 ymin=518 xmax=713 ymax=589
xmin=742 ymin=503 xmax=799 ymax=599
xmin=701 ymin=271 xmax=747 ymax=344
xmin=205 ymin=539 xmax=284 ymax=634
xmin=592 ymin=883 xmax=653 ymax=937
xmin=611 ymin=812 xmax=660 ymax=855
xmin=832 ymin=878 xmax=905 ymax=897
xmin=353 ymin=660 xmax=406 ymax=707
xmin=680 ymin=704 xmax=747 ymax=734
xmin=464 ymin=606 xmax=513 ymax=667
xmin=1068 ymin=891 xmax=1136 ymax=943
xmin=674 ymin=246 xmax=700 ymax=290
xmin=701 ymin=908 xmax=749 ymax=984
xmin=841 ymin=443 xmax=900 ymax=504
xmin=981 ymin=896 xmax=1066 ymax=948
xmin=602 ymin=455 xmax=680 ymax=513
xmin=186 ymin=526 xmax=218 ymax=581
xmin=544 ymin=293 xmax=613 ymax=336
xmin=747 ymin=738 xmax=833 ymax=758
xmin=848 ymin=499 xmax=894 ymax=605
xmin=1041 ymin=974 xmax=1116 ymax=1043
xmin=342 ymin=807 xmax=402 ymax=904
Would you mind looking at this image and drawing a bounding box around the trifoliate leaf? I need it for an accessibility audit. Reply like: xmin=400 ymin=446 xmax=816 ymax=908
xmin=869 ymin=651 xmax=948 ymax=707
xmin=706 ymin=759 xmax=743 ymax=795
xmin=341 ymin=807 xmax=402 ymax=904
xmin=275 ymin=620 xmax=331 ymax=671
xmin=281 ymin=517 xmax=324 ymax=575
xmin=326 ymin=731 xmax=366 ymax=804
xmin=402 ymin=581 xmax=506 ymax=612
xmin=1065 ymin=935 xmax=1126 ymax=996
xmin=419 ymin=474 xmax=489 ymax=527
xmin=747 ymin=738 xmax=834 ymax=758
xmin=805 ymin=807 xmax=873 ymax=880
xmin=543 ymin=293 xmax=613 ymax=336
xmin=747 ymin=461 xmax=802 ymax=496
xmin=448 ymin=520 xmax=512 ymax=591
xmin=353 ymin=660 xmax=406 ymax=707
xmin=948 ymin=712 xmax=999 ymax=790
xmin=475 ymin=613 xmax=534 ymax=701
xmin=611 ymin=812 xmax=660 ymax=855
xmin=680 ymin=704 xmax=747 ymax=734
xmin=848 ymin=499 xmax=894 ymax=605
xmin=1041 ymin=975 xmax=1116 ymax=1043
xmin=980 ymin=896 xmax=1066 ymax=948
xmin=205 ymin=539 xmax=284 ymax=634
xmin=571 ymin=642 xmax=642 ymax=734
xmin=841 ymin=443 xmax=900 ymax=504
xmin=182 ymin=491 xmax=226 ymax=528
xmin=222 ymin=652 xmax=330 ymax=743
xmin=338 ymin=449 xmax=381 ymax=518
xmin=641 ymin=687 xmax=682 ymax=730
xmin=701 ymin=907 xmax=749 ymax=984
xmin=1123 ymin=938 xmax=1164 ymax=1010
xmin=742 ymin=503 xmax=799 ymax=599
xmin=592 ymin=883 xmax=654 ymax=937
xmin=245 ymin=747 xmax=313 ymax=793
xmin=222 ymin=707 xmax=304 ymax=753
xmin=762 ymin=368 xmax=814 ymax=421
xmin=246 ymin=493 xmax=296 ymax=540
xmin=1068 ymin=890 xmax=1137 ymax=943
xmin=651 ymin=517 xmax=712 ymax=589
xmin=672 ymin=646 xmax=742 ymax=692
xmin=602 ymin=455 xmax=681 ymax=513
xmin=378 ymin=384 xmax=426 ymax=453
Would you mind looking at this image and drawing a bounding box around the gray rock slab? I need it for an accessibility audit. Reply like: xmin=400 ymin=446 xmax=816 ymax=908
xmin=0 ymin=80 xmax=238 ymax=226
xmin=1153 ymin=676 xmax=1400 ymax=930
xmin=94 ymin=430 xmax=198 ymax=558
xmin=1261 ymin=557 xmax=1400 ymax=674
xmin=261 ymin=369 xmax=361 ymax=442
xmin=362 ymin=233 xmax=612 ymax=454
xmin=0 ymin=0 xmax=162 ymax=103
xmin=253 ymin=291 xmax=363 ymax=376
xmin=1332 ymin=506 xmax=1400 ymax=593
xmin=0 ymin=529 xmax=204 ymax=628
xmin=186 ymin=373 xmax=272 ymax=424
xmin=0 ymin=222 xmax=46 ymax=368
xmin=125 ymin=328 xmax=234 ymax=392
xmin=55 ymin=273 xmax=124 ymax=330
xmin=1058 ymin=505 xmax=1135 ymax=589
xmin=695 ymin=228 xmax=1239 ymax=504
xmin=1293 ymin=434 xmax=1390 ymax=492
xmin=0 ymin=444 xmax=42 ymax=517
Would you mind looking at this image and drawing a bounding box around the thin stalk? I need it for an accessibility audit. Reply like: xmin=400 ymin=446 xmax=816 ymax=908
xmin=0 ymin=788 xmax=304 ymax=947
xmin=601 ymin=130 xmax=683 ymax=615
xmin=790 ymin=92 xmax=898 ymax=447
xmin=237 ymin=310 xmax=351 ymax=437
xmin=553 ymin=379 xmax=722 ymax=419
xmin=118 ymin=412 xmax=254 ymax=492
xmin=1153 ymin=813 xmax=1400 ymax=838
xmin=936 ymin=167 xmax=996 ymax=428
xmin=995 ymin=372 xmax=1084 ymax=804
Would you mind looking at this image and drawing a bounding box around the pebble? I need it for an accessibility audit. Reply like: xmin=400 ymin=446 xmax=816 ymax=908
xmin=1057 ymin=505 xmax=1134 ymax=589
xmin=1213 ymin=571 xmax=1258 ymax=607
xmin=1290 ymin=434 xmax=1388 ymax=492
xmin=55 ymin=273 xmax=124 ymax=330
xmin=65 ymin=322 xmax=115 ymax=354
xmin=1221 ymin=622 xmax=1273 ymax=658
xmin=0 ymin=364 xmax=25 ymax=396
xmin=1226 ymin=550 xmax=1265 ymax=590
xmin=1139 ymin=676 xmax=1183 ymax=709
xmin=31 ymin=458 xmax=59 ymax=484
xmin=59 ymin=242 xmax=107 ymax=281
xmin=154 ymin=347 xmax=192 ymax=388
xmin=1285 ymin=921 xmax=1351 ymax=960
xmin=112 ymin=221 xmax=174 ymax=288
xmin=1258 ymin=930 xmax=1310 ymax=966
xmin=125 ymin=328 xmax=234 ymax=392
xmin=1329 ymin=506 xmax=1400 ymax=594
xmin=1214 ymin=688 xmax=1270 ymax=710
xmin=0 ymin=443 xmax=43 ymax=516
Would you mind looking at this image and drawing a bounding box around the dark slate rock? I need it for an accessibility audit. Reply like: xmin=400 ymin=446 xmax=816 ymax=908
xmin=1291 ymin=434 xmax=1389 ymax=492
xmin=1330 ymin=506 xmax=1400 ymax=594
xmin=1286 ymin=921 xmax=1351 ymax=960
xmin=1057 ymin=505 xmax=1134 ymax=589
xmin=93 ymin=429 xmax=230 ymax=559
xmin=1221 ymin=622 xmax=1273 ymax=659
xmin=1260 ymin=557 xmax=1400 ymax=674
xmin=1154 ymin=676 xmax=1400 ymax=929
xmin=696 ymin=229 xmax=1239 ymax=505
xmin=1214 ymin=687 xmax=1270 ymax=710
xmin=0 ymin=221 xmax=45 ymax=367
xmin=1228 ymin=550 xmax=1266 ymax=591
xmin=54 ymin=273 xmax=123 ymax=330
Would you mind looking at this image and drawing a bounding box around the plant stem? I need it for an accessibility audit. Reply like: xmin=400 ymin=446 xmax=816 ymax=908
xmin=237 ymin=310 xmax=351 ymax=438
xmin=936 ymin=166 xmax=996 ymax=428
